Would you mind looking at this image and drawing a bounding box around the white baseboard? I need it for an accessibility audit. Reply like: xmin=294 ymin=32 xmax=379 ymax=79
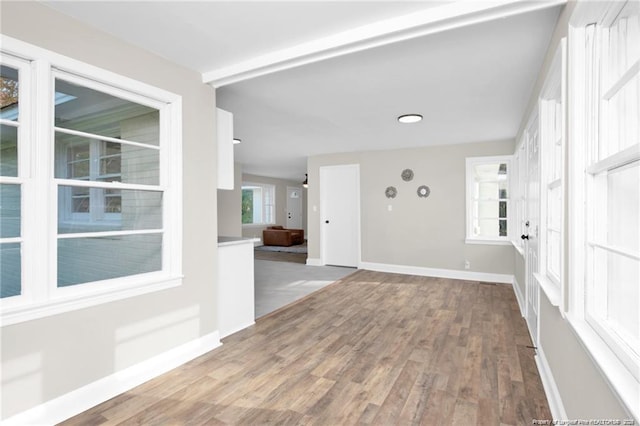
xmin=306 ymin=258 xmax=322 ymax=266
xmin=512 ymin=276 xmax=526 ymax=317
xmin=3 ymin=331 xmax=222 ymax=425
xmin=358 ymin=261 xmax=514 ymax=284
xmin=220 ymin=321 xmax=255 ymax=339
xmin=535 ymin=345 xmax=568 ymax=420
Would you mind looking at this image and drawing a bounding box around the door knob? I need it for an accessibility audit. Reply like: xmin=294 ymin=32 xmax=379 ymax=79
xmin=521 ymin=234 xmax=529 ymax=240
xmin=325 ymin=220 xmax=330 ymax=224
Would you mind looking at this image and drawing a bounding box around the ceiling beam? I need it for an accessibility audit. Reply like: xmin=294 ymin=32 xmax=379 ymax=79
xmin=203 ymin=0 xmax=566 ymax=88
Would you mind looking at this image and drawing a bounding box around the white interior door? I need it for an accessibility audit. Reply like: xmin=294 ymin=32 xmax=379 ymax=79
xmin=525 ymin=113 xmax=540 ymax=344
xmin=286 ymin=186 xmax=302 ymax=229
xmin=320 ymin=165 xmax=359 ymax=267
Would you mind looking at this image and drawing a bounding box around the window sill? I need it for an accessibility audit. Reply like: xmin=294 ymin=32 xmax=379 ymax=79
xmin=465 ymin=238 xmax=512 ymax=246
xmin=533 ymin=272 xmax=560 ymax=307
xmin=242 ymin=223 xmax=275 ymax=228
xmin=511 ymin=240 xmax=525 ymax=256
xmin=1 ymin=274 xmax=182 ymax=327
xmin=566 ymin=314 xmax=639 ymax=421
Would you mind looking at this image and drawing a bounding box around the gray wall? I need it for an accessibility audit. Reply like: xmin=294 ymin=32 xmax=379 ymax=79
xmin=240 ymin=173 xmax=307 ymax=242
xmin=307 ymin=140 xmax=515 ymax=274
xmin=1 ymin=2 xmax=218 ymax=419
xmin=217 ymin=163 xmax=243 ymax=237
xmin=512 ymin=0 xmax=628 ymax=418
xmin=538 ymin=295 xmax=628 ymax=418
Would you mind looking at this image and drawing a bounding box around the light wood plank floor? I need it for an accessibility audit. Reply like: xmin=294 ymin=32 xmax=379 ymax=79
xmin=61 ymin=270 xmax=551 ymax=425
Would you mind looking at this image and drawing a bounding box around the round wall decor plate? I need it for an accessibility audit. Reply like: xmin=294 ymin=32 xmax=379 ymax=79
xmin=401 ymin=169 xmax=414 ymax=182
xmin=385 ymin=186 xmax=397 ymax=198
xmin=417 ymin=185 xmax=430 ymax=198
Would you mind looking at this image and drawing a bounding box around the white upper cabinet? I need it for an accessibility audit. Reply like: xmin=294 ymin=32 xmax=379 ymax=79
xmin=217 ymin=107 xmax=234 ymax=190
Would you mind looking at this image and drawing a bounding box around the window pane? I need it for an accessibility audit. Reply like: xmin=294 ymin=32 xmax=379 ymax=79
xmin=58 ymin=234 xmax=162 ymax=287
xmin=242 ymin=189 xmax=254 ymax=224
xmin=54 ymin=79 xmax=159 ymax=146
xmin=58 ymin=186 xmax=162 ymax=233
xmin=473 ymin=201 xmax=504 ymax=219
xmin=101 ymin=153 xmax=121 ymax=176
xmin=499 ymin=219 xmax=507 ymax=237
xmin=55 ymin=133 xmax=159 ymax=185
xmin=0 ymin=184 xmax=20 ymax=238
xmin=592 ymin=247 xmax=640 ymax=345
xmin=498 ymin=201 xmax=507 ymax=219
xmin=548 ymin=185 xmax=562 ymax=230
xmin=595 ymin=161 xmax=640 ymax=252
xmin=603 ymin=73 xmax=639 ymax=159
xmin=0 ymin=124 xmax=18 ymax=176
xmin=70 ymin=160 xmax=90 ymax=179
xmin=242 ymin=187 xmax=264 ymax=224
xmin=606 ymin=1 xmax=640 ymax=84
xmin=0 ymin=65 xmax=19 ymax=121
xmin=73 ymin=196 xmax=90 ymax=213
xmin=476 ymin=181 xmax=508 ymax=199
xmin=547 ymin=230 xmax=561 ymax=279
xmin=473 ymin=219 xmax=503 ymax=238
xmin=242 ymin=184 xmax=276 ymax=225
xmin=0 ymin=243 xmax=20 ymax=298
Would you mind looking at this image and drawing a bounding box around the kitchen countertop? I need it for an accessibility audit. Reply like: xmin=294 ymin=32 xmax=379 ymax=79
xmin=218 ymin=236 xmax=259 ymax=247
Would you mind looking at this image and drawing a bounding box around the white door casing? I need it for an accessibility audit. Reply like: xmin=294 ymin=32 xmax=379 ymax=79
xmin=319 ymin=165 xmax=360 ymax=267
xmin=286 ymin=186 xmax=303 ymax=229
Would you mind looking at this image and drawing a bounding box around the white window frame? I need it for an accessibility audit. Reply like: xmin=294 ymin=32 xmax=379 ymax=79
xmin=0 ymin=35 xmax=183 ymax=326
xmin=567 ymin=2 xmax=639 ymax=420
xmin=241 ymin=182 xmax=276 ymax=227
xmin=0 ymin=52 xmax=32 ymax=306
xmin=465 ymin=155 xmax=512 ymax=245
xmin=535 ymin=38 xmax=567 ymax=310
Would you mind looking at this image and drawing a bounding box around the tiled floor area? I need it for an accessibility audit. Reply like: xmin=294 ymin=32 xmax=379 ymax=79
xmin=254 ymin=258 xmax=355 ymax=318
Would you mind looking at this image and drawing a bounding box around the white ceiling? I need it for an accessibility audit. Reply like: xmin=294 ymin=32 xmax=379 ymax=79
xmin=43 ymin=1 xmax=563 ymax=182
xmin=44 ymin=1 xmax=449 ymax=74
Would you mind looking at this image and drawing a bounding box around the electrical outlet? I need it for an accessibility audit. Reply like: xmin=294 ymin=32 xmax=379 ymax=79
xmin=464 ymin=260 xmax=471 ymax=270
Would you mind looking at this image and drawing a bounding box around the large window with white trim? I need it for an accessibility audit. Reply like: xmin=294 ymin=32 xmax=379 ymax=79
xmin=465 ymin=155 xmax=511 ymax=244
xmin=54 ymin=74 xmax=164 ymax=287
xmin=583 ymin=4 xmax=639 ymax=378
xmin=0 ymin=58 xmax=26 ymax=301
xmin=570 ymin=1 xmax=639 ymax=417
xmin=0 ymin=38 xmax=182 ymax=325
xmin=538 ymin=40 xmax=566 ymax=294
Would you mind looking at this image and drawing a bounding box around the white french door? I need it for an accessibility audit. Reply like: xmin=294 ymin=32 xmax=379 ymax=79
xmin=524 ymin=112 xmax=541 ymax=344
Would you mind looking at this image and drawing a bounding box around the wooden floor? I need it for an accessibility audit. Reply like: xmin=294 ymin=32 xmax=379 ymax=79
xmin=61 ymin=270 xmax=551 ymax=425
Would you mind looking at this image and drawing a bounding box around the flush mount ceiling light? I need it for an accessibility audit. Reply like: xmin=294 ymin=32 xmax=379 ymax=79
xmin=233 ymin=138 xmax=242 ymax=144
xmin=397 ymin=114 xmax=423 ymax=124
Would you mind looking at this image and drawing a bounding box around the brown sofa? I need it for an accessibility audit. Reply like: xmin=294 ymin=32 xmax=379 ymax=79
xmin=262 ymin=226 xmax=304 ymax=247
